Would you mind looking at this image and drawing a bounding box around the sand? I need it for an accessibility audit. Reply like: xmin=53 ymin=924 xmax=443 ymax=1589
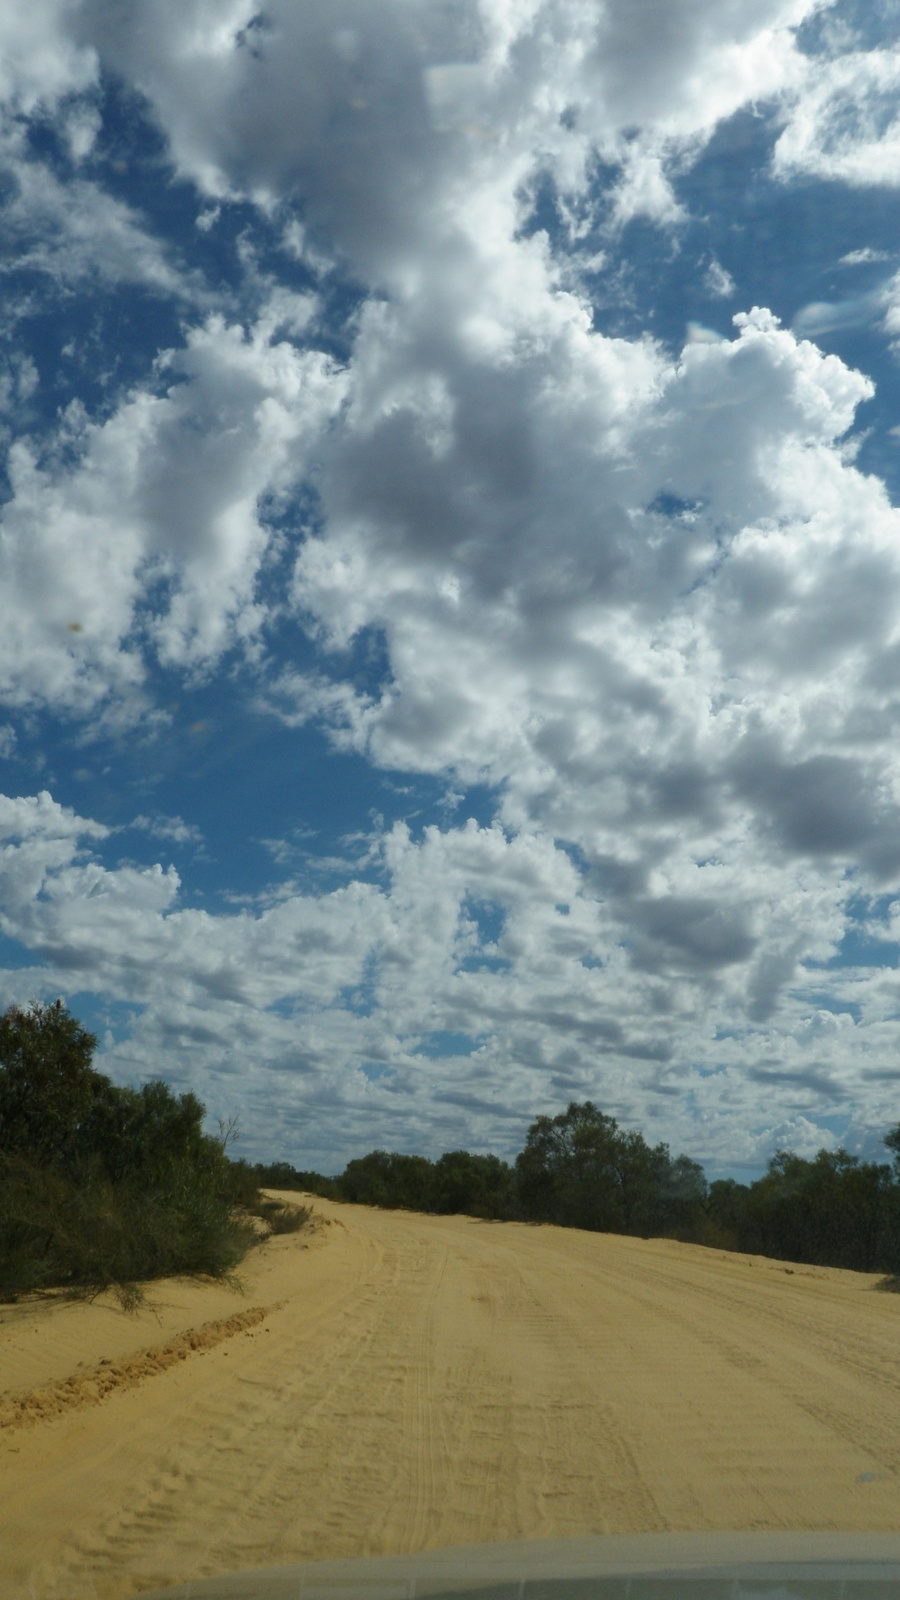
xmin=1 ymin=1195 xmax=899 ymax=1598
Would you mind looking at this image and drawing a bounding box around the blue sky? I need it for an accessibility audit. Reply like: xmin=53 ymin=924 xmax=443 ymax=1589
xmin=2 ymin=0 xmax=900 ymax=1180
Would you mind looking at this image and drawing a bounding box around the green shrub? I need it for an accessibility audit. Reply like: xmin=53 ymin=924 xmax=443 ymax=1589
xmin=0 ymin=1150 xmax=259 ymax=1308
xmin=0 ymin=1001 xmax=263 ymax=1307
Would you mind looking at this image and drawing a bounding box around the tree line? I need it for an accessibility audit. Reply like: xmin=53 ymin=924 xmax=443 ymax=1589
xmin=252 ymin=1099 xmax=900 ymax=1278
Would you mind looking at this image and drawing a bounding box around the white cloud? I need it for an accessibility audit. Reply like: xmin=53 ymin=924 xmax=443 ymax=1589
xmin=0 ymin=3 xmax=97 ymax=113
xmin=0 ymin=128 xmax=189 ymax=294
xmin=294 ymin=307 xmax=881 ymax=796
xmin=129 ymin=813 xmax=204 ymax=847
xmin=608 ymin=145 xmax=686 ymax=227
xmin=839 ymin=247 xmax=891 ymax=265
xmin=879 ymin=269 xmax=900 ymax=341
xmin=704 ymin=259 xmax=736 ymax=298
xmin=2 ymin=0 xmax=900 ymax=1169
xmin=686 ymin=320 xmax=727 ymax=343
xmin=72 ymin=0 xmax=819 ymax=258
xmin=774 ymin=48 xmax=900 ymax=185
xmin=792 ymin=291 xmax=886 ymax=336
xmin=1 ymin=792 xmax=898 ymax=1171
xmin=0 ymin=308 xmax=346 ymax=713
xmin=271 ymin=298 xmax=900 ymax=1072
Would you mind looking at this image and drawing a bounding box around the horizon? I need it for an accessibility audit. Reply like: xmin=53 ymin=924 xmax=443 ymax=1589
xmin=2 ymin=1 xmax=900 ymax=1179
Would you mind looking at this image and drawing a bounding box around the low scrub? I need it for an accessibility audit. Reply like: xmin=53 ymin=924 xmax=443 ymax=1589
xmin=0 ymin=1152 xmax=259 ymax=1309
xmin=271 ymin=1100 xmax=900 ymax=1278
xmin=0 ymin=1001 xmax=265 ymax=1309
xmin=253 ymin=1196 xmax=313 ymax=1235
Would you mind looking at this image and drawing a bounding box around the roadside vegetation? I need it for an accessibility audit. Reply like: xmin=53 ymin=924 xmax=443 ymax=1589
xmin=3 ymin=1000 xmax=897 ymax=1300
xmin=0 ymin=1001 xmax=303 ymax=1308
xmin=255 ymin=1100 xmax=900 ymax=1280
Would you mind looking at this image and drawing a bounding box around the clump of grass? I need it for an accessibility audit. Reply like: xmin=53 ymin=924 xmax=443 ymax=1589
xmin=252 ymin=1196 xmax=312 ymax=1236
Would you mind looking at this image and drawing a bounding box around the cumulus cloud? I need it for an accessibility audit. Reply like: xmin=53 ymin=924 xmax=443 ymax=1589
xmin=270 ymin=288 xmax=900 ymax=1123
xmin=293 ymin=307 xmax=890 ymax=842
xmin=0 ymin=308 xmax=344 ymax=713
xmin=0 ymin=0 xmax=899 ymax=1168
xmin=72 ymin=0 xmax=818 ymax=255
xmin=1 ymin=793 xmax=896 ymax=1170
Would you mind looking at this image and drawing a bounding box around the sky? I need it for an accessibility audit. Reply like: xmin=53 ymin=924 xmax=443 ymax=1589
xmin=1 ymin=0 xmax=900 ymax=1180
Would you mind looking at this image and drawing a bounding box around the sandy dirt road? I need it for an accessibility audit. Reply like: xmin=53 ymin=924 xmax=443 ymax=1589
xmin=2 ymin=1197 xmax=900 ymax=1598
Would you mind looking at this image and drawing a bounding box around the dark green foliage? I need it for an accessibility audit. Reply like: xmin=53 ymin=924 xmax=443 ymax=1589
xmin=704 ymin=1178 xmax=745 ymax=1251
xmin=431 ymin=1150 xmax=517 ymax=1218
xmin=0 ymin=1151 xmax=258 ymax=1307
xmin=516 ymin=1102 xmax=621 ymax=1228
xmin=340 ymin=1150 xmax=436 ymax=1210
xmin=252 ymin=1160 xmax=340 ymax=1199
xmin=225 ymin=1157 xmax=268 ymax=1208
xmin=657 ymin=1152 xmax=711 ymax=1239
xmin=0 ymin=1002 xmax=101 ymax=1164
xmin=72 ymin=1078 xmax=210 ymax=1184
xmin=334 ymin=1147 xmax=517 ymax=1219
xmin=707 ymin=1147 xmax=900 ymax=1275
xmin=515 ymin=1101 xmax=708 ymax=1237
xmin=6 ymin=995 xmax=895 ymax=1293
xmin=0 ymin=1001 xmax=263 ymax=1306
xmin=290 ymin=1101 xmax=900 ymax=1276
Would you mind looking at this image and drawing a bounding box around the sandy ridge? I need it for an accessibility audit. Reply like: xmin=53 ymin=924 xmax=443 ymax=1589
xmin=0 ymin=1303 xmax=279 ymax=1431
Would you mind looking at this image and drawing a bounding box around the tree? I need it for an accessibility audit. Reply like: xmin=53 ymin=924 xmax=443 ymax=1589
xmin=743 ymin=1147 xmax=896 ymax=1272
xmin=0 ymin=1001 xmax=101 ymax=1163
xmin=516 ymin=1102 xmax=632 ymax=1231
xmin=339 ymin=1150 xmax=436 ymax=1210
xmin=515 ymin=1101 xmax=708 ymax=1237
xmin=706 ymin=1177 xmax=750 ymax=1249
xmin=431 ymin=1150 xmax=517 ymax=1218
xmin=74 ymin=1078 xmax=212 ymax=1185
xmin=655 ymin=1150 xmax=709 ymax=1237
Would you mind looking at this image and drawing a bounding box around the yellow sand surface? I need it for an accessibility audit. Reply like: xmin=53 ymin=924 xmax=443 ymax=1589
xmin=1 ymin=1196 xmax=899 ymax=1598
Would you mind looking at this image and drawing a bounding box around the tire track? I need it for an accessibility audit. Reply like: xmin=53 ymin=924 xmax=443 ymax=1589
xmin=5 ymin=1201 xmax=900 ymax=1600
xmin=0 ymin=1304 xmax=279 ymax=1431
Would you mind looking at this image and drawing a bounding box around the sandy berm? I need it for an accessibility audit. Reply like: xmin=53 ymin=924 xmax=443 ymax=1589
xmin=1 ymin=1194 xmax=899 ymax=1598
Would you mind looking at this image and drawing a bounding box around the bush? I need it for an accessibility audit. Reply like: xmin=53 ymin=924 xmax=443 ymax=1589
xmin=431 ymin=1150 xmax=518 ymax=1218
xmin=0 ymin=1001 xmax=264 ymax=1307
xmin=304 ymin=1100 xmax=900 ymax=1278
xmin=253 ymin=1196 xmax=313 ymax=1235
xmin=339 ymin=1149 xmax=436 ymax=1210
xmin=0 ymin=1150 xmax=259 ymax=1308
xmin=713 ymin=1148 xmax=900 ymax=1274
